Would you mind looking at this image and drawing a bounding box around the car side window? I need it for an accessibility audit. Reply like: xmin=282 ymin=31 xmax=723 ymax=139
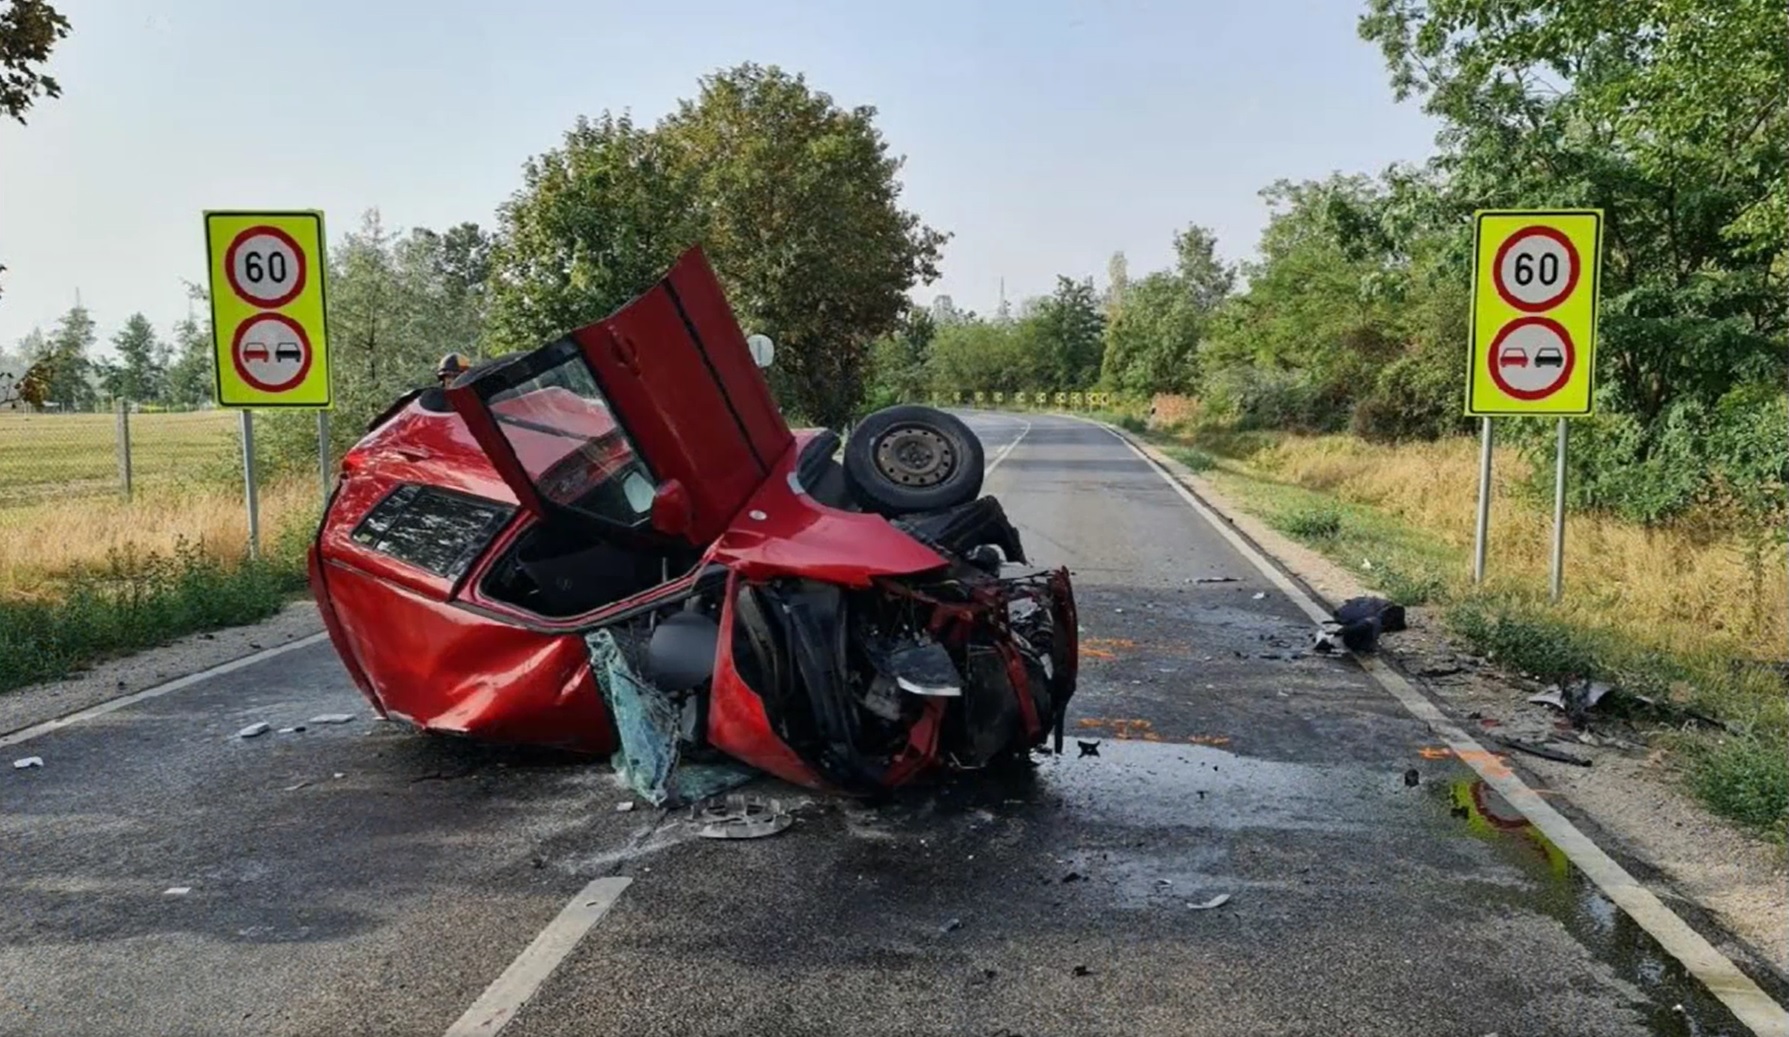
xmin=351 ymin=483 xmax=515 ymax=581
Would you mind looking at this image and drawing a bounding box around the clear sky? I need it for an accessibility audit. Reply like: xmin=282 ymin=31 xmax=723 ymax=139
xmin=0 ymin=0 xmax=1440 ymax=355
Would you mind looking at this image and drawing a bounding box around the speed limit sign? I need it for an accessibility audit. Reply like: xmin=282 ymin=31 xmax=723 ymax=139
xmin=205 ymin=211 xmax=331 ymax=408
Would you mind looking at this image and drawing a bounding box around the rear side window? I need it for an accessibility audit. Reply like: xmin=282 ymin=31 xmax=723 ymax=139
xmin=351 ymin=484 xmax=515 ymax=581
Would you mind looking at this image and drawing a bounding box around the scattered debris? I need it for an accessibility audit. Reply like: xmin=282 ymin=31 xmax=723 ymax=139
xmin=1076 ymin=740 xmax=1101 ymax=758
xmin=1193 ymin=576 xmax=1239 ymax=584
xmin=615 ymin=801 xmax=636 ymax=813
xmin=1403 ymin=768 xmax=1420 ymax=787
xmin=1314 ymin=596 xmax=1407 ymax=655
xmin=1186 ymin=893 xmax=1231 ymax=910
xmin=308 ymin=713 xmax=354 ymax=725
xmin=1419 ymin=661 xmax=1464 ymax=678
xmin=237 ymin=722 xmax=271 ymax=739
xmin=163 ymin=887 xmax=191 ymax=896
xmin=12 ymin=756 xmax=44 ymax=770
xmin=1072 ymin=964 xmax=1093 ymax=977
xmin=282 ymin=781 xmax=311 ymax=791
xmin=692 ymin=794 xmax=794 ymax=840
xmin=1062 ymin=871 xmax=1084 ymax=883
xmin=941 ymin=918 xmax=963 ymax=934
xmin=1489 ymin=735 xmax=1591 ymax=767
xmin=331 ymin=772 xmax=346 ymax=780
xmin=277 ymin=726 xmax=306 ymax=735
xmin=1251 ymin=592 xmax=1267 ymax=600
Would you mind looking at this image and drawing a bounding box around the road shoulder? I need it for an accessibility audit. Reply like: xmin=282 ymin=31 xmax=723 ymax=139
xmin=0 ymin=599 xmax=325 ymax=738
xmin=1113 ymin=424 xmax=1789 ymax=982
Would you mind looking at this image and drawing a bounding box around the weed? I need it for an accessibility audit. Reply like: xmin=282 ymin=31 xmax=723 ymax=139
xmin=1276 ymin=503 xmax=1343 ymax=541
xmin=1116 ymin=414 xmax=1148 ymax=435
xmin=1688 ymin=735 xmax=1789 ymax=836
xmin=1371 ymin=560 xmax=1448 ymax=606
xmin=1166 ymin=446 xmax=1217 ymax=473
xmin=1446 ymin=597 xmax=1599 ymax=684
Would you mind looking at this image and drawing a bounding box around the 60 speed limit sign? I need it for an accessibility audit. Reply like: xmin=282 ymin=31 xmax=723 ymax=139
xmin=1466 ymin=210 xmax=1601 ymax=417
xmin=204 ymin=211 xmax=331 ymax=408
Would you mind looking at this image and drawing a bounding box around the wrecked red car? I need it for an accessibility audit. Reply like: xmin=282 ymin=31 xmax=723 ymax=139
xmin=309 ymin=247 xmax=1077 ymax=803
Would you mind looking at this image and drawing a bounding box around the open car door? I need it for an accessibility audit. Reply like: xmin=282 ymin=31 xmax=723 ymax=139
xmin=448 ymin=247 xmax=794 ymax=549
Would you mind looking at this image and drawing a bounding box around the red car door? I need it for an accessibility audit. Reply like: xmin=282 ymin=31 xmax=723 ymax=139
xmin=449 ymin=246 xmax=793 ymax=550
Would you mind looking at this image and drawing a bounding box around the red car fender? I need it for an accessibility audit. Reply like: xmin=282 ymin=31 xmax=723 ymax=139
xmin=705 ymin=572 xmax=828 ymax=789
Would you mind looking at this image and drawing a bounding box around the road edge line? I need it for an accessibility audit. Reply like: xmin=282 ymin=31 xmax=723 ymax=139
xmin=443 ymin=876 xmax=632 ymax=1037
xmin=0 ymin=631 xmax=331 ymax=748
xmin=983 ymin=416 xmax=1032 ymax=476
xmin=1092 ymin=418 xmax=1789 ymax=1037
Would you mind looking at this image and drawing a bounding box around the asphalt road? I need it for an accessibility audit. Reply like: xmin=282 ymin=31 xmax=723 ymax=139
xmin=0 ymin=412 xmax=1775 ymax=1037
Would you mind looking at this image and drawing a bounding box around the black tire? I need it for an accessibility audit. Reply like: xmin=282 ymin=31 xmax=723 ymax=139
xmin=843 ymin=405 xmax=985 ymax=516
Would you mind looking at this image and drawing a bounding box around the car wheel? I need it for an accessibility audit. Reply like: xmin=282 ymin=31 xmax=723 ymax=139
xmin=843 ymin=405 xmax=986 ymax=516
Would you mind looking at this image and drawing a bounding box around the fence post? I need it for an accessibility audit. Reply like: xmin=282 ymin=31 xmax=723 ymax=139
xmin=114 ymin=397 xmax=133 ymax=499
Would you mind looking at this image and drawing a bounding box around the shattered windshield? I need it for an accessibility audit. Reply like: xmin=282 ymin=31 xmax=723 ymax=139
xmin=486 ymin=351 xmax=658 ymax=528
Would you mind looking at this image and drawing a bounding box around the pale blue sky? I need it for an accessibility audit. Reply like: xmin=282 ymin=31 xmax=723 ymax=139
xmin=0 ymin=0 xmax=1439 ymax=355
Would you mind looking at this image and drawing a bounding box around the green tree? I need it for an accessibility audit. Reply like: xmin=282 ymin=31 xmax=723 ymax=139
xmin=926 ymin=319 xmax=1032 ymax=395
xmin=37 ymin=303 xmax=96 ymax=409
xmin=1359 ymin=0 xmax=1788 ymax=435
xmin=107 ymin=312 xmax=164 ymax=402
xmin=866 ymin=306 xmax=937 ymax=409
xmin=1029 ymin=276 xmax=1105 ymax=390
xmin=658 ymin=63 xmax=948 ymax=426
xmin=0 ymin=0 xmax=69 ymax=124
xmin=1100 ymin=271 xmax=1202 ymax=395
xmin=165 ymin=283 xmax=215 ymax=409
xmin=486 ymin=113 xmax=700 ymax=355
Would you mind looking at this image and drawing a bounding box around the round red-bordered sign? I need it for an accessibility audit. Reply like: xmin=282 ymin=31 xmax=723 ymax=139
xmin=224 ymin=225 xmax=307 ymax=308
xmin=231 ymin=313 xmax=314 ymax=393
xmin=1492 ymin=226 xmax=1579 ymax=312
xmin=1486 ymin=316 xmax=1574 ymax=400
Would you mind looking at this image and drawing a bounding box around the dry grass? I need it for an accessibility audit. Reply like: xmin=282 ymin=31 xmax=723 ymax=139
xmin=0 ymin=478 xmax=321 ymax=602
xmin=1238 ymin=434 xmax=1788 ymax=659
xmin=0 ymin=410 xmax=237 ymax=506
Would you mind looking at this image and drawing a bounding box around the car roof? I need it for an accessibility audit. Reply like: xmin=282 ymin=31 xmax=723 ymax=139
xmin=343 ymin=391 xmax=519 ymax=507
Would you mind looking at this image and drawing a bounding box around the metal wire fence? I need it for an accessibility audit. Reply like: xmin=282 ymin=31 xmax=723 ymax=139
xmin=0 ymin=402 xmax=238 ymax=510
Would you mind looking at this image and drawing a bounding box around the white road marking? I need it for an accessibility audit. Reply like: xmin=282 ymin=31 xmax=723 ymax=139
xmin=1095 ymin=419 xmax=1789 ymax=1037
xmin=0 ymin=631 xmax=331 ymax=747
xmin=443 ymin=876 xmax=633 ymax=1037
xmin=982 ymin=417 xmax=1032 ymax=475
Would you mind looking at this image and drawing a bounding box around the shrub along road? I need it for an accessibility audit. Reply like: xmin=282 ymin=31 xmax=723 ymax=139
xmin=0 ymin=413 xmax=1782 ymax=1037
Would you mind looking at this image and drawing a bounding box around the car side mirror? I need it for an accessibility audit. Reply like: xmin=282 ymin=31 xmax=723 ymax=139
xmin=650 ymin=479 xmax=693 ymax=537
xmin=747 ymin=334 xmax=775 ymax=368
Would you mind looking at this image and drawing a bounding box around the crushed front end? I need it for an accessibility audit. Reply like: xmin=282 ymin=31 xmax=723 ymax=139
xmin=591 ymin=496 xmax=1078 ymax=804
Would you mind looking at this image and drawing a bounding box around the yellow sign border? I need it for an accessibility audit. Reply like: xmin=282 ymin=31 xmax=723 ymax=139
xmin=204 ymin=210 xmax=332 ymax=409
xmin=1466 ymin=208 xmax=1602 ymax=418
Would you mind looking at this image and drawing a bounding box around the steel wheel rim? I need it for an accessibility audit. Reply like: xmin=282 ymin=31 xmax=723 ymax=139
xmin=873 ymin=425 xmax=955 ymax=487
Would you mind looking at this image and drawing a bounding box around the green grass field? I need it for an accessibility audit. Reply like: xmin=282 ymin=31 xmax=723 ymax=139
xmin=0 ymin=410 xmax=237 ymax=506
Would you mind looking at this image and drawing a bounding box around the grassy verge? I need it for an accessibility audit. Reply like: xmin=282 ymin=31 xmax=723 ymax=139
xmin=0 ymin=480 xmax=320 ymax=693
xmin=1135 ymin=420 xmax=1788 ymax=838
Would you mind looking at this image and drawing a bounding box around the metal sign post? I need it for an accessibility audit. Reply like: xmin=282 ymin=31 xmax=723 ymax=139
xmin=240 ymin=410 xmax=260 ymax=559
xmin=203 ymin=209 xmax=333 ymax=552
xmin=1465 ymin=209 xmax=1603 ymax=596
xmin=1472 ymin=418 xmax=1492 ymax=585
xmin=1550 ymin=418 xmax=1568 ymax=601
xmin=318 ymin=409 xmax=331 ymax=507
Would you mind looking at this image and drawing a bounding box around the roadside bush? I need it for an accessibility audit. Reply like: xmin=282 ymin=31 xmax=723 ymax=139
xmin=1351 ymin=351 xmax=1471 ymax=444
xmin=1203 ymin=365 xmax=1352 ymax=436
xmin=0 ymin=524 xmax=312 ymax=692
